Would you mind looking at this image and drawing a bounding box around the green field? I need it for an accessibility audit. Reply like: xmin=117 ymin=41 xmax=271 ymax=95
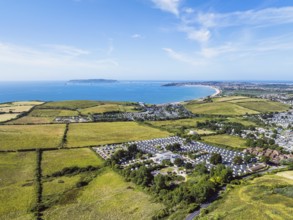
xmin=202 ymin=134 xmax=247 ymax=149
xmin=6 ymin=116 xmax=55 ymax=124
xmin=43 ymin=168 xmax=165 ymax=220
xmin=200 ymin=171 xmax=293 ymax=220
xmin=40 ymin=100 xmax=104 ymax=110
xmin=30 ymin=108 xmax=79 ymax=117
xmin=67 ymin=122 xmax=170 ymax=147
xmin=236 ymin=101 xmax=289 ymax=113
xmin=186 ymin=102 xmax=258 ymax=115
xmin=79 ymin=103 xmax=138 ymax=115
xmin=185 ymin=96 xmax=289 ymax=115
xmin=42 ymin=148 xmax=104 ymax=176
xmin=0 ymin=124 xmax=65 ymax=150
xmin=226 ymin=117 xmax=257 ymax=126
xmin=147 ymin=118 xmax=217 ymax=133
xmin=0 ymin=152 xmax=36 ymax=219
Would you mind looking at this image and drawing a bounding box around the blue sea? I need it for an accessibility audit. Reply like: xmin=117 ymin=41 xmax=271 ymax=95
xmin=0 ymin=81 xmax=215 ymax=104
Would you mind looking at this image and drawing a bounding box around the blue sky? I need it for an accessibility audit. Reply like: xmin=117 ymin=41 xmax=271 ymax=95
xmin=0 ymin=0 xmax=293 ymax=81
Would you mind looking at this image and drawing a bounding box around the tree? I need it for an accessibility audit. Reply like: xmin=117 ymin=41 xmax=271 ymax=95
xmin=174 ymin=158 xmax=184 ymax=167
xmin=210 ymin=153 xmax=222 ymax=165
xmin=154 ymin=174 xmax=168 ymax=191
xmin=260 ymin=156 xmax=270 ymax=163
xmin=185 ymin=162 xmax=193 ymax=170
xmin=193 ymin=163 xmax=208 ymax=175
xmin=233 ymin=156 xmax=243 ymax=165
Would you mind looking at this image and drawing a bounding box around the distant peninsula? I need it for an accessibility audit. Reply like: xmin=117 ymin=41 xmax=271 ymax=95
xmin=68 ymin=79 xmax=118 ymax=84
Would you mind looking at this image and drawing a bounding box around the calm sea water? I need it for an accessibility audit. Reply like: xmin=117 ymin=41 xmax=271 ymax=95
xmin=0 ymin=81 xmax=215 ymax=104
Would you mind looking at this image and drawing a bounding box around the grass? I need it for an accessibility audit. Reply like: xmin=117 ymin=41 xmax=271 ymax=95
xmin=0 ymin=152 xmax=36 ymax=219
xmin=147 ymin=118 xmax=217 ymax=133
xmin=0 ymin=124 xmax=65 ymax=150
xmin=186 ymin=102 xmax=259 ymax=115
xmin=40 ymin=100 xmax=104 ymax=110
xmin=0 ymin=113 xmax=19 ymax=122
xmin=6 ymin=116 xmax=55 ymax=124
xmin=185 ymin=96 xmax=289 ymax=115
xmin=226 ymin=117 xmax=257 ymax=126
xmin=42 ymin=148 xmax=104 ymax=176
xmin=79 ymin=103 xmax=138 ymax=115
xmin=236 ymin=101 xmax=289 ymax=113
xmin=202 ymin=134 xmax=247 ymax=149
xmin=200 ymin=171 xmax=293 ymax=220
xmin=66 ymin=122 xmax=170 ymax=147
xmin=42 ymin=168 xmax=165 ymax=220
xmin=0 ymin=101 xmax=43 ymax=113
xmin=192 ymin=129 xmax=216 ymax=135
xmin=30 ymin=108 xmax=79 ymax=117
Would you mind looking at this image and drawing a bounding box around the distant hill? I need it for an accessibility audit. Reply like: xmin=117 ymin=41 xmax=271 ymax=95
xmin=68 ymin=79 xmax=118 ymax=84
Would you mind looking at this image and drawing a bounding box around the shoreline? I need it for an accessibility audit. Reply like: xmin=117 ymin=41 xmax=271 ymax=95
xmin=167 ymin=85 xmax=222 ymax=105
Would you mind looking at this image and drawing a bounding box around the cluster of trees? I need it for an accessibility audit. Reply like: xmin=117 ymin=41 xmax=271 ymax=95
xmin=166 ymin=143 xmax=181 ymax=152
xmin=246 ymin=138 xmax=283 ymax=151
xmin=152 ymin=163 xmax=233 ymax=218
xmin=197 ymin=120 xmax=255 ymax=136
xmin=107 ymin=144 xmax=141 ymax=165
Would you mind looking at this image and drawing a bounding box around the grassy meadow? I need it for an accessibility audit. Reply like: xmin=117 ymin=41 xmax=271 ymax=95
xmin=43 ymin=168 xmax=165 ymax=220
xmin=185 ymin=96 xmax=289 ymax=115
xmin=42 ymin=148 xmax=104 ymax=176
xmin=30 ymin=108 xmax=79 ymax=117
xmin=0 ymin=152 xmax=36 ymax=220
xmin=202 ymin=134 xmax=247 ymax=149
xmin=200 ymin=171 xmax=293 ymax=220
xmin=0 ymin=113 xmax=19 ymax=122
xmin=39 ymin=100 xmax=105 ymax=110
xmin=0 ymin=124 xmax=65 ymax=150
xmin=66 ymin=122 xmax=170 ymax=147
xmin=79 ymin=103 xmax=138 ymax=115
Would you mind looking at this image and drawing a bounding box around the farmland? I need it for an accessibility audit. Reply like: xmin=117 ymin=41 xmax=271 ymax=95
xmin=185 ymin=96 xmax=289 ymax=115
xmin=79 ymin=103 xmax=138 ymax=115
xmin=0 ymin=152 xmax=36 ymax=220
xmin=0 ymin=113 xmax=19 ymax=122
xmin=202 ymin=134 xmax=247 ymax=149
xmin=200 ymin=171 xmax=293 ymax=220
xmin=39 ymin=100 xmax=105 ymax=110
xmin=42 ymin=148 xmax=104 ymax=176
xmin=42 ymin=168 xmax=165 ymax=220
xmin=66 ymin=122 xmax=170 ymax=147
xmin=0 ymin=124 xmax=65 ymax=150
xmin=30 ymin=108 xmax=79 ymax=117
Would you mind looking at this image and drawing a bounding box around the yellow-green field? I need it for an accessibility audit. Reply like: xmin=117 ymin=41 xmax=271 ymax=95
xmin=236 ymin=101 xmax=289 ymax=113
xmin=67 ymin=122 xmax=170 ymax=147
xmin=42 ymin=148 xmax=104 ymax=176
xmin=200 ymin=171 xmax=293 ymax=220
xmin=0 ymin=113 xmax=19 ymax=122
xmin=0 ymin=124 xmax=65 ymax=150
xmin=0 ymin=152 xmax=36 ymax=219
xmin=147 ymin=118 xmax=216 ymax=133
xmin=186 ymin=102 xmax=258 ymax=115
xmin=0 ymin=101 xmax=43 ymax=113
xmin=79 ymin=103 xmax=138 ymax=115
xmin=202 ymin=134 xmax=247 ymax=149
xmin=30 ymin=108 xmax=79 ymax=117
xmin=40 ymin=100 xmax=104 ymax=110
xmin=226 ymin=117 xmax=257 ymax=126
xmin=42 ymin=168 xmax=165 ymax=220
xmin=185 ymin=96 xmax=289 ymax=115
xmin=6 ymin=116 xmax=55 ymax=124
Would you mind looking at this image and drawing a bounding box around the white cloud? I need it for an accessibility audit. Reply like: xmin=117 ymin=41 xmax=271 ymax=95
xmin=42 ymin=44 xmax=90 ymax=56
xmin=163 ymin=48 xmax=205 ymax=66
xmin=131 ymin=34 xmax=144 ymax=39
xmin=0 ymin=42 xmax=118 ymax=71
xmin=152 ymin=0 xmax=182 ymax=16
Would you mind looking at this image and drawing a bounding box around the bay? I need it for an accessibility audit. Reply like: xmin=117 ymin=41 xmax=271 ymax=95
xmin=0 ymin=81 xmax=215 ymax=104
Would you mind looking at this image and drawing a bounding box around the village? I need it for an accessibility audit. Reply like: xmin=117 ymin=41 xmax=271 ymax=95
xmin=93 ymin=136 xmax=267 ymax=179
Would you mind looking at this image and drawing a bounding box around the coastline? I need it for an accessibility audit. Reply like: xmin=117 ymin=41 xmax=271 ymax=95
xmin=167 ymin=85 xmax=222 ymax=105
